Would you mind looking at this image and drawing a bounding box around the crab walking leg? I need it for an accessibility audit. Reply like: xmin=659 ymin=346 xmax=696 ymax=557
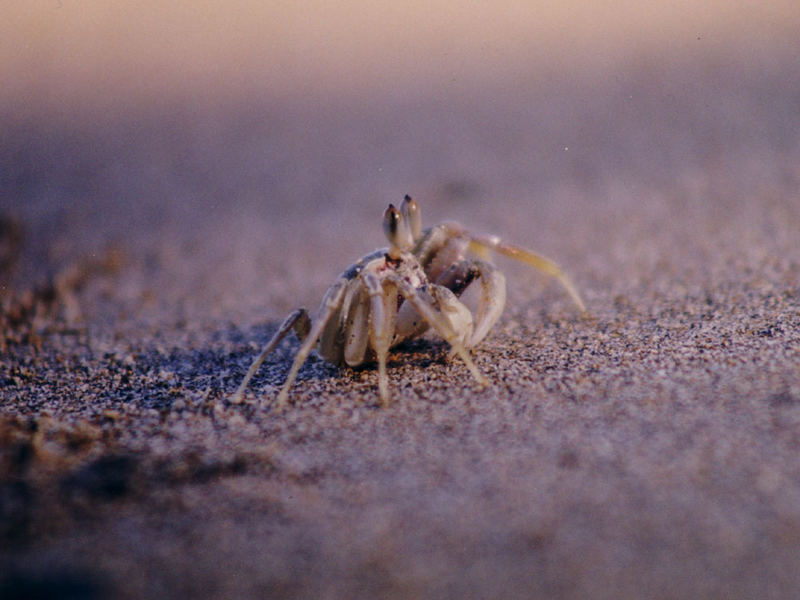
xmin=363 ymin=272 xmax=396 ymax=405
xmin=432 ymin=259 xmax=507 ymax=348
xmin=468 ymin=260 xmax=507 ymax=348
xmin=389 ymin=274 xmax=489 ymax=387
xmin=275 ymin=278 xmax=348 ymax=407
xmin=469 ymin=235 xmax=586 ymax=314
xmin=231 ymin=308 xmax=310 ymax=403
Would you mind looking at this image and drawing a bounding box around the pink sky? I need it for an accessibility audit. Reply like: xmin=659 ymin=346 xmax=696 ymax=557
xmin=3 ymin=1 xmax=798 ymax=109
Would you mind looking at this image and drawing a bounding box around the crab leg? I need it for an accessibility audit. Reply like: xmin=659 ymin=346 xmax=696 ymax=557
xmin=231 ymin=308 xmax=310 ymax=404
xmin=275 ymin=278 xmax=348 ymax=407
xmin=389 ymin=273 xmax=489 ymax=387
xmin=363 ymin=272 xmax=396 ymax=405
xmin=468 ymin=260 xmax=507 ymax=348
xmin=341 ymin=286 xmax=370 ymax=367
xmin=432 ymin=259 xmax=507 ymax=348
xmin=468 ymin=234 xmax=586 ymax=314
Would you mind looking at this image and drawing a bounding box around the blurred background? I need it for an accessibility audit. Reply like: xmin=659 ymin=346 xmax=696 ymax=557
xmin=2 ymin=0 xmax=799 ymax=323
xmin=3 ymin=1 xmax=798 ymax=108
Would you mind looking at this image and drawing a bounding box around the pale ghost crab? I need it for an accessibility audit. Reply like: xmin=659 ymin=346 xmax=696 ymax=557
xmin=232 ymin=196 xmax=585 ymax=406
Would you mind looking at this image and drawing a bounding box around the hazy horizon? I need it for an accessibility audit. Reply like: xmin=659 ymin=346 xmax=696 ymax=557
xmin=3 ymin=1 xmax=798 ymax=112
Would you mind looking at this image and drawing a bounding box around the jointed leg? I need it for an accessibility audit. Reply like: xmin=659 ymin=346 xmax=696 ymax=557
xmin=363 ymin=272 xmax=396 ymax=405
xmin=231 ymin=308 xmax=311 ymax=404
xmin=468 ymin=260 xmax=507 ymax=348
xmin=468 ymin=234 xmax=586 ymax=314
xmin=389 ymin=274 xmax=489 ymax=387
xmin=433 ymin=259 xmax=507 ymax=348
xmin=274 ymin=278 xmax=348 ymax=407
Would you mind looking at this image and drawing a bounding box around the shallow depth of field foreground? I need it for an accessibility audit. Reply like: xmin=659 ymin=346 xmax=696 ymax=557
xmin=2 ymin=2 xmax=800 ymax=598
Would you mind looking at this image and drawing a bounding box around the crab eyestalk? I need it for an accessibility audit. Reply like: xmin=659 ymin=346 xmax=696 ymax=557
xmin=383 ymin=203 xmax=413 ymax=259
xmin=401 ymin=195 xmax=422 ymax=241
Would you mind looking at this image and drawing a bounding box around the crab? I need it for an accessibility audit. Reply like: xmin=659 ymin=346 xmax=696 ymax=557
xmin=232 ymin=195 xmax=585 ymax=406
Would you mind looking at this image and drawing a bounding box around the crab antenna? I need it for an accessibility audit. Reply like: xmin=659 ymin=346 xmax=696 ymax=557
xmin=383 ymin=204 xmax=413 ymax=258
xmin=401 ymin=195 xmax=422 ymax=240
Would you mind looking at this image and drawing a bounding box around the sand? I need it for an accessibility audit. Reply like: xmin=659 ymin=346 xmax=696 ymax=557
xmin=2 ymin=16 xmax=800 ymax=599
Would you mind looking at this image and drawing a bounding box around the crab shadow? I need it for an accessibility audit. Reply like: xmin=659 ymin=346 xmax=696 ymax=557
xmin=234 ymin=322 xmax=453 ymax=386
xmin=123 ymin=321 xmax=457 ymax=409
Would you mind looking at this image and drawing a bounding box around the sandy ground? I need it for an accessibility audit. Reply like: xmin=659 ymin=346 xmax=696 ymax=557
xmin=2 ymin=4 xmax=800 ymax=598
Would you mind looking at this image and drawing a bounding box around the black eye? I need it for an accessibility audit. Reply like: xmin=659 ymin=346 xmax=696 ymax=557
xmin=383 ymin=204 xmax=402 ymax=239
xmin=383 ymin=202 xmax=413 ymax=255
xmin=401 ymin=195 xmax=421 ymax=239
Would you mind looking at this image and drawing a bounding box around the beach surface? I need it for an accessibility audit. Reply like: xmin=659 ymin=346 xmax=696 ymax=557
xmin=2 ymin=3 xmax=800 ymax=598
